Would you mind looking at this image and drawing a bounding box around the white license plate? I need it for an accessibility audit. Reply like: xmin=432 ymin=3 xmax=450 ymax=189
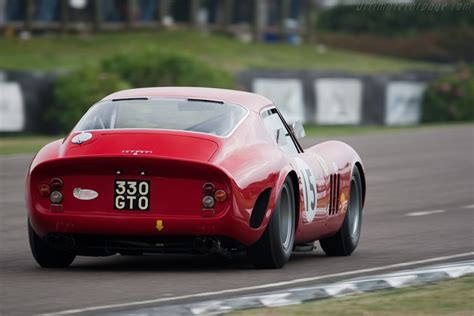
xmin=114 ymin=180 xmax=150 ymax=211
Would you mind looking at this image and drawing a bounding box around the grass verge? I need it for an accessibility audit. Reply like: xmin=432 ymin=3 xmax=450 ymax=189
xmin=0 ymin=30 xmax=447 ymax=73
xmin=233 ymin=274 xmax=474 ymax=316
xmin=0 ymin=135 xmax=62 ymax=155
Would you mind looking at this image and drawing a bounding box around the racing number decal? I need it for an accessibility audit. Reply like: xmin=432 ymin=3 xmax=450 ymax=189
xmin=295 ymin=157 xmax=317 ymax=222
xmin=302 ymin=169 xmax=316 ymax=210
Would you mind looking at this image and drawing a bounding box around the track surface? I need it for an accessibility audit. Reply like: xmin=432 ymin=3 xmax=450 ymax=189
xmin=1 ymin=126 xmax=473 ymax=315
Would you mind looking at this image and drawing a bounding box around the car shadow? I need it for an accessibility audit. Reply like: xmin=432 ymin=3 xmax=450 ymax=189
xmin=66 ymin=251 xmax=328 ymax=272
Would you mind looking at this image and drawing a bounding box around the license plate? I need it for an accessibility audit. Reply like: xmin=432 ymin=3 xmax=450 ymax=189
xmin=114 ymin=180 xmax=150 ymax=211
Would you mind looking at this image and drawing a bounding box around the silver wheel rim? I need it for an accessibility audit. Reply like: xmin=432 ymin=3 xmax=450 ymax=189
xmin=348 ymin=179 xmax=361 ymax=240
xmin=279 ymin=185 xmax=293 ymax=250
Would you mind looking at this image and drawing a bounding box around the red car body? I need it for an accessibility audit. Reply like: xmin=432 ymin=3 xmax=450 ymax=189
xmin=26 ymin=87 xmax=365 ymax=264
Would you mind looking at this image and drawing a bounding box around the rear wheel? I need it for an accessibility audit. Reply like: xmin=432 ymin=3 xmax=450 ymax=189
xmin=28 ymin=220 xmax=76 ymax=268
xmin=248 ymin=177 xmax=295 ymax=269
xmin=320 ymin=167 xmax=363 ymax=256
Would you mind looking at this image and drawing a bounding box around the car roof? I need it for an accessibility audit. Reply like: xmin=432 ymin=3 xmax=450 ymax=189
xmin=102 ymin=87 xmax=273 ymax=113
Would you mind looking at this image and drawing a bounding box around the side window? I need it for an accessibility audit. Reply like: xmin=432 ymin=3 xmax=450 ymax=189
xmin=262 ymin=108 xmax=299 ymax=155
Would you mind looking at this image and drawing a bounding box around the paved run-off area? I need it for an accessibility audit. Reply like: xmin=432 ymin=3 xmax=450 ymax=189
xmin=0 ymin=125 xmax=473 ymax=315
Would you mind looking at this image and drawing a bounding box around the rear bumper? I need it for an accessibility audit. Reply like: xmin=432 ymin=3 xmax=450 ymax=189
xmin=43 ymin=233 xmax=243 ymax=256
xmin=29 ymin=205 xmax=261 ymax=246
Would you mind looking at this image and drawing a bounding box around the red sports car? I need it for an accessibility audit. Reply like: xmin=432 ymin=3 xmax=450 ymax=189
xmin=26 ymin=87 xmax=365 ymax=269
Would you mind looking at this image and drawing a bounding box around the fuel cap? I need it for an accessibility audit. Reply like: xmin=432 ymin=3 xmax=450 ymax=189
xmin=71 ymin=132 xmax=92 ymax=144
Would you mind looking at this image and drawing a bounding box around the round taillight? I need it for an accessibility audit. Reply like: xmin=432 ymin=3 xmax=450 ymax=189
xmin=203 ymin=182 xmax=215 ymax=193
xmin=50 ymin=178 xmax=63 ymax=191
xmin=214 ymin=190 xmax=227 ymax=202
xmin=38 ymin=184 xmax=51 ymax=197
xmin=202 ymin=195 xmax=215 ymax=209
xmin=50 ymin=191 xmax=63 ymax=204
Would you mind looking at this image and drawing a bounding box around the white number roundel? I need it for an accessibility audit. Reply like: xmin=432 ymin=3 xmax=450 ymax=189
xmin=295 ymin=157 xmax=317 ymax=223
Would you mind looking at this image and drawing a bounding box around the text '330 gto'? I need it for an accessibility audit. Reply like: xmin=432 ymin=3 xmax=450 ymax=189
xmin=26 ymin=87 xmax=366 ymax=269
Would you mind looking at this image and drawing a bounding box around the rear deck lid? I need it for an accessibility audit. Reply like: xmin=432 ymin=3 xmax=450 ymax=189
xmin=61 ymin=130 xmax=219 ymax=162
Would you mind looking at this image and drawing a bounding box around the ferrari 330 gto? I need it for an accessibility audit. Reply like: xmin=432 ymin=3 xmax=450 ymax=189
xmin=26 ymin=87 xmax=365 ymax=269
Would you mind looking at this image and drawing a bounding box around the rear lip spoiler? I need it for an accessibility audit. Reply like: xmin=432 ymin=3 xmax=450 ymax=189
xmin=31 ymin=154 xmax=234 ymax=179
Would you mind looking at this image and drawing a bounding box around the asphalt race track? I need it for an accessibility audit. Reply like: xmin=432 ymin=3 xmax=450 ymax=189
xmin=1 ymin=125 xmax=473 ymax=315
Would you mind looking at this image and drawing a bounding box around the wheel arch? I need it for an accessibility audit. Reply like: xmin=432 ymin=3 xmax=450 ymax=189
xmin=249 ymin=187 xmax=273 ymax=229
xmin=354 ymin=161 xmax=366 ymax=208
xmin=287 ymin=170 xmax=300 ymax=231
xmin=252 ymin=168 xmax=299 ymax=235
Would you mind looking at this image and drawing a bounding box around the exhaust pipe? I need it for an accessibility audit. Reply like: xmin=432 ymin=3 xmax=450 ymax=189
xmin=193 ymin=237 xmax=230 ymax=258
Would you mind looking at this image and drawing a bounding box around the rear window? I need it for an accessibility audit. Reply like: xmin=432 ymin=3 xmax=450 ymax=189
xmin=74 ymin=98 xmax=247 ymax=137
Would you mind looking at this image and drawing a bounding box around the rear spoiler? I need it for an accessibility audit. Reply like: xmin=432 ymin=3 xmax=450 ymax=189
xmin=31 ymin=155 xmax=232 ymax=181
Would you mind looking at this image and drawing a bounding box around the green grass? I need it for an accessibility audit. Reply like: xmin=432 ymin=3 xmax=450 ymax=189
xmin=1 ymin=123 xmax=471 ymax=155
xmin=0 ymin=30 xmax=448 ymax=73
xmin=233 ymin=274 xmax=474 ymax=316
xmin=0 ymin=135 xmax=62 ymax=155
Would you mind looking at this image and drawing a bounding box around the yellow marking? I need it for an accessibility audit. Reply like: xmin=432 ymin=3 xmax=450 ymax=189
xmin=155 ymin=220 xmax=164 ymax=231
xmin=340 ymin=193 xmax=347 ymax=213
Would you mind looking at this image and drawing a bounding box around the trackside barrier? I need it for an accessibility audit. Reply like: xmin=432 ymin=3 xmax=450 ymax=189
xmin=0 ymin=70 xmax=57 ymax=133
xmin=0 ymin=69 xmax=441 ymax=133
xmin=237 ymin=69 xmax=441 ymax=125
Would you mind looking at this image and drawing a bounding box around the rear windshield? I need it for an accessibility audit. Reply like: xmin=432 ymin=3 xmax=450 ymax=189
xmin=74 ymin=98 xmax=247 ymax=137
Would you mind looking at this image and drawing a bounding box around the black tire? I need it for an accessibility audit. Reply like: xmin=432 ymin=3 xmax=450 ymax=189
xmin=247 ymin=177 xmax=296 ymax=269
xmin=28 ymin=220 xmax=76 ymax=268
xmin=320 ymin=166 xmax=363 ymax=256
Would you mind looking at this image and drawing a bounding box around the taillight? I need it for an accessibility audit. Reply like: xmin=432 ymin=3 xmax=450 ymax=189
xmin=38 ymin=184 xmax=51 ymax=197
xmin=50 ymin=191 xmax=63 ymax=204
xmin=203 ymin=182 xmax=215 ymax=194
xmin=202 ymin=182 xmax=215 ymax=209
xmin=214 ymin=190 xmax=227 ymax=202
xmin=202 ymin=195 xmax=215 ymax=209
xmin=201 ymin=182 xmax=227 ymax=210
xmin=50 ymin=178 xmax=63 ymax=191
xmin=42 ymin=177 xmax=64 ymax=205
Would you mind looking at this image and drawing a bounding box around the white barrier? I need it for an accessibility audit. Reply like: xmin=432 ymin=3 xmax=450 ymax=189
xmin=314 ymin=78 xmax=363 ymax=125
xmin=0 ymin=82 xmax=25 ymax=132
xmin=0 ymin=70 xmax=57 ymax=133
xmin=385 ymin=81 xmax=427 ymax=126
xmin=253 ymin=78 xmax=306 ymax=123
xmin=237 ymin=69 xmax=440 ymax=125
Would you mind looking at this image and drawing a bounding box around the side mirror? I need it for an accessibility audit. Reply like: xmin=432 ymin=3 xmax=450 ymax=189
xmin=291 ymin=121 xmax=305 ymax=139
